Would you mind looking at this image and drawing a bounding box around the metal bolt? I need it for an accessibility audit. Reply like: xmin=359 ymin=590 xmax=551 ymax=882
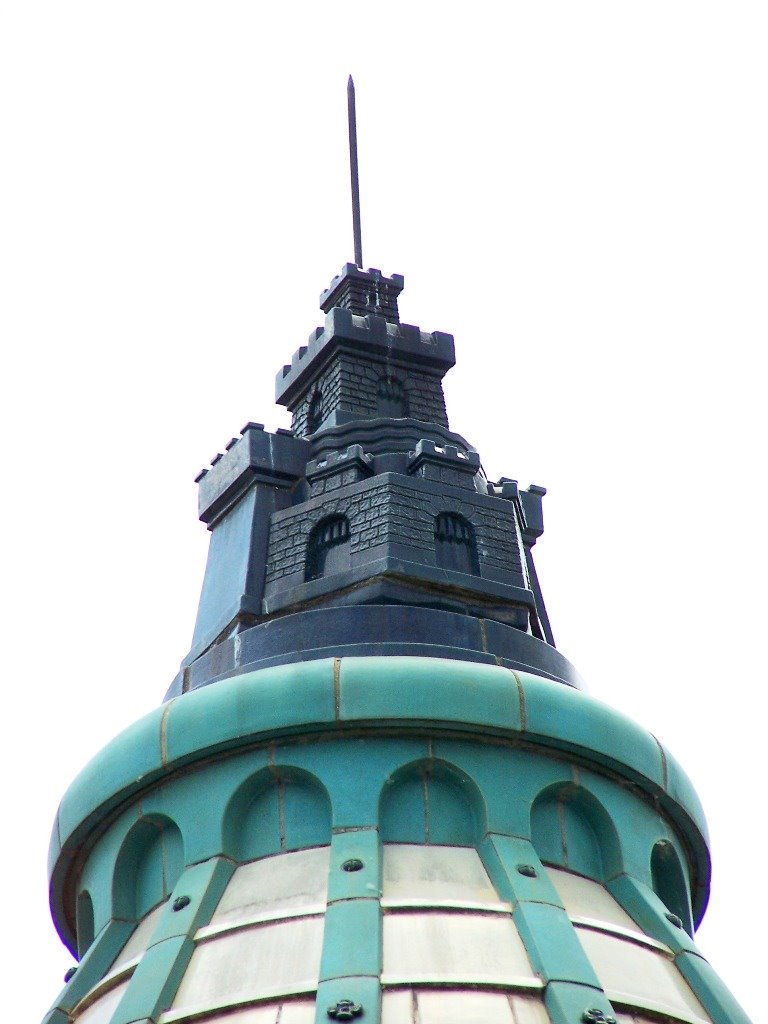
xmin=517 ymin=863 xmax=537 ymax=877
xmin=64 ymin=967 xmax=78 ymax=982
xmin=172 ymin=895 xmax=191 ymax=912
xmin=665 ymin=911 xmax=683 ymax=928
xmin=341 ymin=858 xmax=364 ymax=872
xmin=327 ymin=999 xmax=363 ymax=1020
xmin=582 ymin=1010 xmax=616 ymax=1024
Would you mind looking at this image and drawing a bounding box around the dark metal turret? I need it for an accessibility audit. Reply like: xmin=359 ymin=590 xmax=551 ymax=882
xmin=167 ymin=272 xmax=571 ymax=700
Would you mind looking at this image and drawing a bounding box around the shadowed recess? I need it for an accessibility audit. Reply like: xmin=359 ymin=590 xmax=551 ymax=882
xmin=379 ymin=759 xmax=485 ymax=845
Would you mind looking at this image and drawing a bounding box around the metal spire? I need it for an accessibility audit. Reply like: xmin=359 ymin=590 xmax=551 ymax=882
xmin=347 ymin=75 xmax=363 ymax=269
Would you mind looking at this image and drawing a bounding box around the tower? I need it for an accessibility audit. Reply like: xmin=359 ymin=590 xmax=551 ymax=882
xmin=42 ymin=257 xmax=752 ymax=1024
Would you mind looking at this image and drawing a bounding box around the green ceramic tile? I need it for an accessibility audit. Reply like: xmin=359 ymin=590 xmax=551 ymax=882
xmin=319 ymin=899 xmax=381 ymax=980
xmin=513 ymin=900 xmax=601 ymax=987
xmin=315 ymin=975 xmax=381 ymax=1024
xmin=46 ymin=919 xmax=135 ymax=1014
xmin=327 ymin=830 xmax=381 ymax=903
xmin=338 ymin=657 xmax=521 ymax=731
xmin=606 ymin=874 xmax=699 ymax=954
xmin=481 ymin=834 xmax=563 ymax=908
xmin=519 ymin=672 xmax=665 ymax=788
xmin=676 ymin=951 xmax=754 ymax=1024
xmin=543 ymin=980 xmax=613 ymax=1024
xmin=41 ymin=1010 xmax=69 ymax=1024
xmin=58 ymin=707 xmax=165 ymax=845
xmin=148 ymin=857 xmax=234 ymax=943
xmin=110 ymin=934 xmax=193 ymax=1024
xmin=164 ymin=660 xmax=337 ymax=765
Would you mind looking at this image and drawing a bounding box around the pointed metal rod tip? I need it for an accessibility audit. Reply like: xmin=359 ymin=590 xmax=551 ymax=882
xmin=347 ymin=76 xmax=363 ymax=269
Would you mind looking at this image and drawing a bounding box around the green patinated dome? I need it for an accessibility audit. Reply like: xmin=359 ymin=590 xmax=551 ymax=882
xmin=45 ymin=658 xmax=748 ymax=1024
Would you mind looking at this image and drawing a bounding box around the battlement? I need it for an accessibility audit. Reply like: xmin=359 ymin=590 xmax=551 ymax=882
xmin=196 ymin=422 xmax=310 ymax=527
xmin=305 ymin=443 xmax=373 ymax=495
xmin=320 ymin=263 xmax=404 ymax=322
xmin=275 ymin=305 xmax=455 ymax=411
xmin=407 ymin=438 xmax=481 ymax=489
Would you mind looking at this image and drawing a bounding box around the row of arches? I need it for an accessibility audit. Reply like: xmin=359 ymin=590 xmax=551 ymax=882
xmin=81 ymin=759 xmax=693 ymax=951
xmin=305 ymin=511 xmax=480 ymax=581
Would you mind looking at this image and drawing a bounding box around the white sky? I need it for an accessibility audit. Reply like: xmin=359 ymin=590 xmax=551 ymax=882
xmin=2 ymin=4 xmax=765 ymax=1021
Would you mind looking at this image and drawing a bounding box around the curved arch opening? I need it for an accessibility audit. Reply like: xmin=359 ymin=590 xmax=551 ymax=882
xmin=76 ymin=889 xmax=94 ymax=959
xmin=224 ymin=766 xmax=332 ymax=862
xmin=380 ymin=760 xmax=484 ymax=845
xmin=530 ymin=785 xmax=620 ymax=881
xmin=113 ymin=816 xmax=184 ymax=920
xmin=377 ymin=375 xmax=409 ymax=418
xmin=306 ymin=390 xmax=323 ymax=435
xmin=434 ymin=512 xmax=479 ymax=575
xmin=305 ymin=515 xmax=351 ymax=582
xmin=651 ymin=840 xmax=694 ymax=935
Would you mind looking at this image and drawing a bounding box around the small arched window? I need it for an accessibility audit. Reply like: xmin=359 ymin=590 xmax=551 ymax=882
xmin=651 ymin=840 xmax=693 ymax=935
xmin=76 ymin=890 xmax=95 ymax=958
xmin=306 ymin=515 xmax=351 ymax=581
xmin=306 ymin=390 xmax=323 ymax=434
xmin=434 ymin=512 xmax=479 ymax=575
xmin=377 ymin=376 xmax=408 ymax=418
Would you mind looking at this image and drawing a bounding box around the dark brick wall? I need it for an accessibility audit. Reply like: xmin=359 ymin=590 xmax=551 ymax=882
xmin=265 ymin=475 xmax=524 ymax=586
xmin=291 ymin=357 xmax=449 ymax=435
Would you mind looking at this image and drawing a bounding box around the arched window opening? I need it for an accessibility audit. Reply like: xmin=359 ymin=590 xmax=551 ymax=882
xmin=223 ymin=767 xmax=332 ymax=861
xmin=112 ymin=816 xmax=184 ymax=921
xmin=379 ymin=760 xmax=484 ymax=845
xmin=305 ymin=515 xmax=351 ymax=582
xmin=651 ymin=840 xmax=693 ymax=935
xmin=306 ymin=390 xmax=323 ymax=434
xmin=434 ymin=512 xmax=479 ymax=575
xmin=76 ymin=890 xmax=94 ymax=958
xmin=377 ymin=376 xmax=408 ymax=418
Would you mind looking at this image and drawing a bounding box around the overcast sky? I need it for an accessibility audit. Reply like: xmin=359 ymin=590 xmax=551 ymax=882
xmin=2 ymin=4 xmax=766 ymax=1021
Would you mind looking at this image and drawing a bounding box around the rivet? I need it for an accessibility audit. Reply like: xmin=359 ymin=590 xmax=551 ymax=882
xmin=517 ymin=863 xmax=537 ymax=877
xmin=64 ymin=967 xmax=77 ymax=982
xmin=172 ymin=895 xmax=191 ymax=912
xmin=341 ymin=858 xmax=364 ymax=872
xmin=327 ymin=999 xmax=363 ymax=1020
xmin=582 ymin=1010 xmax=616 ymax=1024
xmin=665 ymin=911 xmax=683 ymax=928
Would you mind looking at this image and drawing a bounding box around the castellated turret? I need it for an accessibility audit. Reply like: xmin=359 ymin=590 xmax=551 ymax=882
xmin=43 ymin=266 xmax=751 ymax=1024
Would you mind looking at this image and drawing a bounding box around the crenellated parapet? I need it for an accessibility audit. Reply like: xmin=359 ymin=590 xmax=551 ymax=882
xmin=276 ymin=269 xmax=455 ymax=437
xmin=180 ymin=270 xmax=557 ymax=691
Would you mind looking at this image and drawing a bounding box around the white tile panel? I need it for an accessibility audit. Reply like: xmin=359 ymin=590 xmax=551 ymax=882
xmin=208 ymin=847 xmax=330 ymax=930
xmin=418 ymin=989 xmax=515 ymax=1023
xmin=576 ymin=927 xmax=712 ymax=1024
xmin=74 ymin=980 xmax=129 ymax=1024
xmin=280 ymin=1000 xmax=318 ymax=1024
xmin=382 ymin=845 xmax=508 ymax=910
xmin=381 ymin=989 xmax=413 ymax=1024
xmin=382 ymin=912 xmax=538 ymax=985
xmin=159 ymin=1000 xmax=316 ymax=1024
xmin=110 ymin=901 xmax=166 ymax=969
xmin=171 ymin=916 xmax=324 ymax=1012
xmin=508 ymin=993 xmax=552 ymax=1024
xmin=545 ymin=868 xmax=644 ymax=936
xmin=381 ymin=989 xmax=548 ymax=1024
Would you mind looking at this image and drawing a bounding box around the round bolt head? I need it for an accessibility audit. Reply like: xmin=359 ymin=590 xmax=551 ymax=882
xmin=64 ymin=967 xmax=78 ymax=982
xmin=172 ymin=895 xmax=191 ymax=912
xmin=327 ymin=999 xmax=363 ymax=1020
xmin=582 ymin=1010 xmax=616 ymax=1024
xmin=665 ymin=911 xmax=683 ymax=928
xmin=517 ymin=863 xmax=537 ymax=877
xmin=341 ymin=858 xmax=364 ymax=872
